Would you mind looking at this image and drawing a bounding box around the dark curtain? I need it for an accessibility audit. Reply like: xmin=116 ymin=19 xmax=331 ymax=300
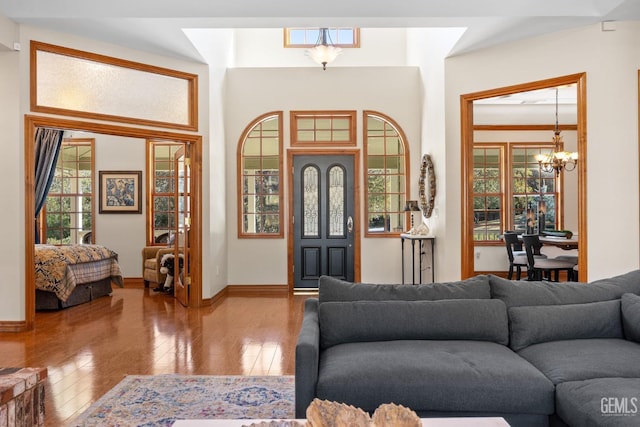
xmin=34 ymin=127 xmax=63 ymax=244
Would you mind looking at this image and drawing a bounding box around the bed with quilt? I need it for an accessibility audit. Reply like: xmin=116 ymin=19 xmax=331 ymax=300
xmin=35 ymin=244 xmax=124 ymax=310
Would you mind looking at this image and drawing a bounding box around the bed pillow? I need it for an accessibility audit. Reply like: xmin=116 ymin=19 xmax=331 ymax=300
xmin=508 ymin=299 xmax=623 ymax=351
xmin=622 ymin=293 xmax=640 ymax=342
xmin=318 ymin=275 xmax=491 ymax=303
xmin=319 ymin=298 xmax=508 ymax=349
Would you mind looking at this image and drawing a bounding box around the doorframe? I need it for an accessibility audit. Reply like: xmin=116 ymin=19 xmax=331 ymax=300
xmin=460 ymin=73 xmax=587 ymax=280
xmin=287 ymin=149 xmax=361 ymax=292
xmin=24 ymin=115 xmax=203 ymax=330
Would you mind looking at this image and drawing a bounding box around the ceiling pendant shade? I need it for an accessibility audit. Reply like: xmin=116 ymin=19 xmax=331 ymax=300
xmin=306 ymin=28 xmax=342 ymax=70
xmin=534 ymin=87 xmax=578 ymax=176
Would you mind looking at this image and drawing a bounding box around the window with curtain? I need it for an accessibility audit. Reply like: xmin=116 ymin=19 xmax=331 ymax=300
xmin=364 ymin=111 xmax=409 ymax=236
xmin=41 ymin=139 xmax=94 ymax=245
xmin=237 ymin=112 xmax=283 ymax=238
xmin=147 ymin=141 xmax=182 ymax=245
xmin=473 ymin=143 xmax=558 ymax=243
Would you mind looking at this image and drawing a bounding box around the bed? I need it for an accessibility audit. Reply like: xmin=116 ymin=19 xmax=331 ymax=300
xmin=34 ymin=244 xmax=124 ymax=310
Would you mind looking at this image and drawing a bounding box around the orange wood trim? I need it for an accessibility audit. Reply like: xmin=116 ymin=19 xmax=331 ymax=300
xmin=460 ymin=93 xmax=474 ymax=279
xmin=30 ymin=41 xmax=198 ymax=131
xmin=289 ymin=110 xmax=357 ymax=147
xmin=236 ymin=111 xmax=284 ymax=239
xmin=287 ymin=148 xmax=362 ymax=291
xmin=226 ymin=285 xmax=290 ymax=296
xmin=123 ymin=278 xmax=146 ymax=288
xmin=576 ymin=73 xmax=588 ymax=282
xmin=474 ymin=124 xmax=577 ymax=131
xmin=461 ymin=73 xmax=588 ymax=281
xmin=24 ymin=119 xmax=36 ymax=331
xmin=24 ymin=115 xmax=204 ymax=330
xmin=362 ymin=110 xmax=411 ymax=238
xmin=0 ymin=321 xmax=29 ymax=333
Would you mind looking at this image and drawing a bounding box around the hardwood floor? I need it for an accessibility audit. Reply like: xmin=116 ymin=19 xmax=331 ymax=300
xmin=0 ymin=287 xmax=311 ymax=426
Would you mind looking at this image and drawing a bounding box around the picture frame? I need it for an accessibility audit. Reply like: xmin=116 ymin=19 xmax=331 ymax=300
xmin=99 ymin=171 xmax=142 ymax=214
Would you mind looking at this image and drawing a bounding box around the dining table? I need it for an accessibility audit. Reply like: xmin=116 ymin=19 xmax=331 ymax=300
xmin=538 ymin=235 xmax=579 ymax=250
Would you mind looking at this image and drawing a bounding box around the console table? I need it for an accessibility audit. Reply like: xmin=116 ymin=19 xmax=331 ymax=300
xmin=400 ymin=234 xmax=435 ymax=284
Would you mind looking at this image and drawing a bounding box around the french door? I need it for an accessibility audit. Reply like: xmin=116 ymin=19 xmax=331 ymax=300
xmin=173 ymin=146 xmax=190 ymax=306
xmin=292 ymin=155 xmax=356 ymax=290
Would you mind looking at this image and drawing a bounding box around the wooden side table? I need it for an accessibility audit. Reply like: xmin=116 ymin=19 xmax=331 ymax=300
xmin=400 ymin=234 xmax=435 ymax=284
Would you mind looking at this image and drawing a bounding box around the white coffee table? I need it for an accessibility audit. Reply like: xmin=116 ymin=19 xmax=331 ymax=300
xmin=173 ymin=417 xmax=510 ymax=426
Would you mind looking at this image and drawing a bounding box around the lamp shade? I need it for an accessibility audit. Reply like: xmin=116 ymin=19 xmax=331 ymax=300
xmin=306 ymin=45 xmax=342 ymax=69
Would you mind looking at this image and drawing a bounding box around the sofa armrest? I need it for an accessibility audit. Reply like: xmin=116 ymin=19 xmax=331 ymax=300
xmin=295 ymin=298 xmax=320 ymax=418
xmin=142 ymin=246 xmax=163 ymax=273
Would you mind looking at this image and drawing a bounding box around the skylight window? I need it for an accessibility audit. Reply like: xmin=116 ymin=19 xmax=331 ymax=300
xmin=284 ymin=28 xmax=360 ymax=48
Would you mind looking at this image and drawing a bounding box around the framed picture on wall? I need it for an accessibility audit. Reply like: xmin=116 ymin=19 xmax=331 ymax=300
xmin=99 ymin=170 xmax=142 ymax=214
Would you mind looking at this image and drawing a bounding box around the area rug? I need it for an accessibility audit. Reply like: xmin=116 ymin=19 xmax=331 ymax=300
xmin=69 ymin=375 xmax=295 ymax=426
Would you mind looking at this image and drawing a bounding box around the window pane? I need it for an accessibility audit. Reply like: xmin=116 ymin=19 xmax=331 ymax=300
xmin=303 ymin=166 xmax=319 ymax=237
xmin=365 ymin=113 xmax=408 ymax=235
xmin=240 ymin=114 xmax=282 ymax=236
xmin=328 ymin=166 xmax=345 ymax=237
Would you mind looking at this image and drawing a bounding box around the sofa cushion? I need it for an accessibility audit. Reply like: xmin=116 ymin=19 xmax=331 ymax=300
xmin=489 ymin=270 xmax=640 ymax=308
xmin=622 ymin=293 xmax=640 ymax=342
xmin=556 ymin=378 xmax=640 ymax=427
xmin=508 ymin=300 xmax=623 ymax=351
xmin=517 ymin=338 xmax=640 ymax=384
xmin=319 ymin=299 xmax=509 ymax=349
xmin=316 ymin=340 xmax=555 ymax=415
xmin=318 ymin=275 xmax=491 ymax=304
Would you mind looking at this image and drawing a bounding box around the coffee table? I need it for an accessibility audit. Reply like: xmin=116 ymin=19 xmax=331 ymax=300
xmin=173 ymin=417 xmax=510 ymax=426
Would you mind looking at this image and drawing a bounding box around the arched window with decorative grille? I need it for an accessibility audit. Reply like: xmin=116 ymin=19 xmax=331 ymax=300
xmin=364 ymin=111 xmax=410 ymax=236
xmin=237 ymin=111 xmax=284 ymax=238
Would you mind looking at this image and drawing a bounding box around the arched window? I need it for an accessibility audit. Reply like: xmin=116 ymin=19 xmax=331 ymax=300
xmin=364 ymin=111 xmax=410 ymax=236
xmin=237 ymin=112 xmax=284 ymax=238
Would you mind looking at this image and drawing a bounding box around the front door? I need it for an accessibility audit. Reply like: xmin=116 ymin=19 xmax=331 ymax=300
xmin=293 ymin=155 xmax=355 ymax=290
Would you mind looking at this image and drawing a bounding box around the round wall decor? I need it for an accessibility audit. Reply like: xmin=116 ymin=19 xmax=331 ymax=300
xmin=419 ymin=154 xmax=436 ymax=218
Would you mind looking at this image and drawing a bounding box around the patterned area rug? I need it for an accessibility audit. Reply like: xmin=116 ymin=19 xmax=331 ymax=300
xmin=69 ymin=375 xmax=295 ymax=426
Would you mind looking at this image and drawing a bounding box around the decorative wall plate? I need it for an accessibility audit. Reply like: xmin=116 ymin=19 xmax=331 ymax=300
xmin=419 ymin=154 xmax=436 ymax=218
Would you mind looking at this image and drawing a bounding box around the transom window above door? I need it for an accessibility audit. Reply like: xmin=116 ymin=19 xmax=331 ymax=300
xmin=290 ymin=111 xmax=356 ymax=146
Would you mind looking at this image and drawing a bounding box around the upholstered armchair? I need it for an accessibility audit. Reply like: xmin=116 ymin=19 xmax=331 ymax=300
xmin=142 ymin=247 xmax=176 ymax=288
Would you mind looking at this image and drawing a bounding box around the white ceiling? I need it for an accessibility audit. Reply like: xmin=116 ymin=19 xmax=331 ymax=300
xmin=1 ymin=0 xmax=639 ymax=63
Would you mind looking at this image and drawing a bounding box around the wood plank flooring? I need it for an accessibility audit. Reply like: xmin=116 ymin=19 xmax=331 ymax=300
xmin=0 ymin=288 xmax=310 ymax=426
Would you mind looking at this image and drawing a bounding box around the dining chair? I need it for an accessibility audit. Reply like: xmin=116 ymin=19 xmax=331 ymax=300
xmin=522 ymin=234 xmax=576 ymax=281
xmin=503 ymin=232 xmax=546 ymax=280
xmin=503 ymin=232 xmax=527 ymax=280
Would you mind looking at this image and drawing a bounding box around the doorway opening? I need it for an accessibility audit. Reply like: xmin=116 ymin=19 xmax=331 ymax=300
xmin=460 ymin=73 xmax=587 ymax=280
xmin=23 ymin=115 xmax=203 ymax=330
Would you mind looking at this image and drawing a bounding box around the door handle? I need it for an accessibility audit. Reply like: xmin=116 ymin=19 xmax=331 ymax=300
xmin=347 ymin=216 xmax=353 ymax=233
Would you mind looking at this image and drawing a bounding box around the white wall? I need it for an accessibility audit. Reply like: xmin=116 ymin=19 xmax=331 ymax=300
xmin=0 ymin=49 xmax=23 ymax=321
xmin=92 ymin=134 xmax=147 ymax=277
xmin=184 ymin=28 xmax=235 ymax=298
xmin=225 ymin=66 xmax=422 ymax=285
xmin=233 ymin=28 xmax=408 ymax=69
xmin=406 ymin=28 xmax=466 ymax=281
xmin=445 ymin=22 xmax=640 ymax=280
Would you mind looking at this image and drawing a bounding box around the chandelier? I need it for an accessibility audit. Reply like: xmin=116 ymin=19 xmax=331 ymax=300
xmin=306 ymin=28 xmax=342 ymax=70
xmin=534 ymin=87 xmax=578 ymax=176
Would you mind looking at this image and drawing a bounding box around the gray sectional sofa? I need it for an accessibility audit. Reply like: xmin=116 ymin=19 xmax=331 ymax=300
xmin=295 ymin=270 xmax=640 ymax=426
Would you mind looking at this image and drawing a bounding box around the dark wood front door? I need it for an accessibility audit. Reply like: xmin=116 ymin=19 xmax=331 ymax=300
xmin=293 ymin=155 xmax=355 ymax=289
